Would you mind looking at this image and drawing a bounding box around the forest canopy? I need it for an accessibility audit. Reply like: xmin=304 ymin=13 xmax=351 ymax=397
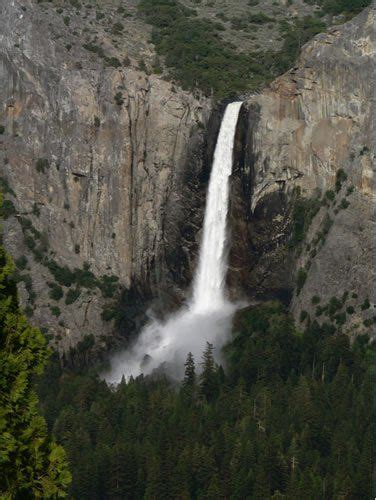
xmin=38 ymin=302 xmax=374 ymax=498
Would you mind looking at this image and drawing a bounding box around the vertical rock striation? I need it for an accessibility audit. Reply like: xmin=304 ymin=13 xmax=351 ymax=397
xmin=0 ymin=0 xmax=211 ymax=352
xmin=229 ymin=6 xmax=375 ymax=334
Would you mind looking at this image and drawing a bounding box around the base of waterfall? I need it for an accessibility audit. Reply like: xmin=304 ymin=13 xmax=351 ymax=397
xmin=103 ymin=301 xmax=238 ymax=384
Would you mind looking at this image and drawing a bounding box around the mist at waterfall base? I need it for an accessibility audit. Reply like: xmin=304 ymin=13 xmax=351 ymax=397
xmin=104 ymin=102 xmax=243 ymax=384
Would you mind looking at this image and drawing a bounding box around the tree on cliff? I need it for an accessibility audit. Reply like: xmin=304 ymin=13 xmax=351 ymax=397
xmin=0 ymin=199 xmax=71 ymax=497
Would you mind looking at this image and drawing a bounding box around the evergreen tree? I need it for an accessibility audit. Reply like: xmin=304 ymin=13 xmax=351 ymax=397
xmin=181 ymin=351 xmax=196 ymax=401
xmin=200 ymin=342 xmax=218 ymax=402
xmin=0 ymin=228 xmax=71 ymax=497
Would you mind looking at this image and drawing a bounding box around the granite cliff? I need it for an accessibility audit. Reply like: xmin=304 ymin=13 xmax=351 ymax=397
xmin=0 ymin=0 xmax=374 ymax=357
xmin=229 ymin=6 xmax=375 ymax=335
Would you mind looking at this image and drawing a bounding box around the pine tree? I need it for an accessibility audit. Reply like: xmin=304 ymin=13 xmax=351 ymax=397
xmin=182 ymin=351 xmax=196 ymax=401
xmin=0 ymin=228 xmax=71 ymax=497
xmin=200 ymin=342 xmax=218 ymax=402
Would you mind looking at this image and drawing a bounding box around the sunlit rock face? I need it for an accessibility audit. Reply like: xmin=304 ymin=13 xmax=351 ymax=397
xmin=228 ymin=7 xmax=375 ymax=334
xmin=0 ymin=0 xmax=373 ymax=357
xmin=0 ymin=0 xmax=212 ymax=353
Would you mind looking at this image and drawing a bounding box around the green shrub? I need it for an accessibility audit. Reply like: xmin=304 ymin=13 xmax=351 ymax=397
xmin=248 ymin=12 xmax=273 ymax=23
xmin=0 ymin=125 xmax=5 ymax=134
xmin=339 ymin=198 xmax=350 ymax=209
xmin=98 ymin=275 xmax=119 ymax=298
xmin=361 ymin=298 xmax=370 ymax=311
xmin=300 ymin=310 xmax=308 ymax=322
xmin=346 ymin=305 xmax=355 ymax=314
xmin=105 ymin=57 xmax=122 ymax=68
xmin=327 ymin=296 xmax=342 ymax=317
xmin=48 ymin=283 xmax=64 ymax=301
xmin=296 ymin=267 xmax=307 ymax=295
xmin=15 ymin=256 xmax=28 ymax=270
xmin=32 ymin=203 xmax=41 ymax=217
xmin=77 ymin=334 xmax=95 ymax=353
xmin=114 ymin=92 xmax=124 ymax=105
xmin=335 ymin=168 xmax=347 ymax=193
xmin=1 ymin=199 xmax=16 ymax=219
xmin=0 ymin=177 xmax=16 ymax=196
xmin=74 ymin=244 xmax=80 ymax=254
xmin=35 ymin=158 xmax=49 ymax=173
xmin=311 ymin=295 xmax=321 ymax=305
xmin=101 ymin=305 xmax=116 ymax=322
xmin=289 ymin=193 xmax=321 ymax=248
xmin=24 ymin=235 xmax=36 ymax=251
xmin=24 ymin=305 xmax=34 ymax=317
xmin=50 ymin=306 xmax=61 ymax=317
xmin=65 ymin=288 xmax=80 ymax=305
xmin=83 ymin=42 xmax=104 ymax=57
xmin=47 ymin=260 xmax=75 ymax=287
xmin=112 ymin=22 xmax=124 ymax=34
xmin=94 ymin=116 xmax=100 ymax=127
xmin=325 ymin=190 xmax=335 ymax=201
xmin=63 ymin=16 xmax=70 ymax=26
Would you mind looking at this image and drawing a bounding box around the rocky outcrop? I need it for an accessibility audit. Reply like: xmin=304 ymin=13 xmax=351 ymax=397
xmin=229 ymin=6 xmax=375 ymax=334
xmin=0 ymin=0 xmax=374 ymax=355
xmin=0 ymin=0 xmax=212 ymax=353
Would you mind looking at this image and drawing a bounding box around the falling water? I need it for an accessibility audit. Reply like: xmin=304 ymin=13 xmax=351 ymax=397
xmin=104 ymin=102 xmax=243 ymax=383
xmin=191 ymin=101 xmax=243 ymax=312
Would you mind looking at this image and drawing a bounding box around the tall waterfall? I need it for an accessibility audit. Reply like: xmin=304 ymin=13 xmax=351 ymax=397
xmin=192 ymin=101 xmax=243 ymax=312
xmin=105 ymin=102 xmax=243 ymax=383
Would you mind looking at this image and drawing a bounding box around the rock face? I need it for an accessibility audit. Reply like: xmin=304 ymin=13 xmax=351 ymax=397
xmin=229 ymin=6 xmax=375 ymax=334
xmin=0 ymin=0 xmax=374 ymax=355
xmin=0 ymin=0 xmax=211 ymax=353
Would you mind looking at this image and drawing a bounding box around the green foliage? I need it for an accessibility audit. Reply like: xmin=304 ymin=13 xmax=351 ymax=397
xmin=48 ymin=282 xmax=64 ymax=301
xmin=335 ymin=168 xmax=348 ymax=192
xmin=276 ymin=16 xmax=326 ymax=73
xmin=325 ymin=189 xmax=335 ymax=201
xmin=361 ymin=298 xmax=370 ymax=310
xmin=65 ymin=288 xmax=80 ymax=305
xmin=47 ymin=260 xmax=75 ymax=287
xmin=114 ymin=92 xmax=124 ymax=105
xmin=35 ymin=158 xmax=49 ymax=173
xmin=339 ymin=197 xmax=350 ymax=209
xmin=94 ymin=116 xmax=100 ymax=128
xmin=0 ymin=199 xmax=16 ymax=219
xmin=83 ymin=42 xmax=104 ymax=57
xmin=289 ymin=193 xmax=321 ymax=248
xmin=0 ymin=216 xmax=71 ymax=496
xmin=0 ymin=125 xmax=5 ymax=134
xmin=0 ymin=177 xmax=16 ymax=197
xmin=111 ymin=22 xmax=124 ymax=34
xmin=296 ymin=267 xmax=307 ymax=294
xmin=316 ymin=0 xmax=370 ymax=16
xmin=76 ymin=334 xmax=95 ymax=353
xmin=248 ymin=11 xmax=273 ymax=23
xmin=105 ymin=56 xmax=122 ymax=68
xmin=32 ymin=202 xmax=41 ymax=217
xmin=37 ymin=302 xmax=373 ymax=498
xmin=311 ymin=295 xmax=320 ymax=304
xmin=138 ymin=0 xmax=276 ymax=97
xmin=50 ymin=305 xmax=61 ymax=317
xmin=15 ymin=255 xmax=28 ymax=270
xmin=98 ymin=275 xmax=119 ymax=298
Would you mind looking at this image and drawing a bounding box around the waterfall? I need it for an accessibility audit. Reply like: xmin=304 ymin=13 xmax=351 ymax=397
xmin=105 ymin=102 xmax=243 ymax=383
xmin=192 ymin=101 xmax=243 ymax=312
